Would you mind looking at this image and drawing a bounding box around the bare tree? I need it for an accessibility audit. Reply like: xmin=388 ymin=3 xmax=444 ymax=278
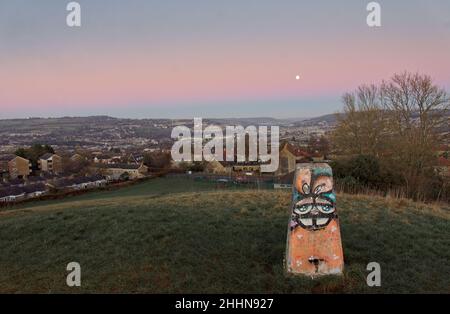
xmin=332 ymin=72 xmax=449 ymax=200
xmin=332 ymin=84 xmax=387 ymax=156
xmin=381 ymin=72 xmax=450 ymax=197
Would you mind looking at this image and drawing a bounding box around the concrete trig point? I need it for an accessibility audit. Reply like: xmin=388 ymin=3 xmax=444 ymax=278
xmin=285 ymin=163 xmax=344 ymax=277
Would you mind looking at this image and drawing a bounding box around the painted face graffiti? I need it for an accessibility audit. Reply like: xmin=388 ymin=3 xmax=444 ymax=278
xmin=291 ymin=167 xmax=336 ymax=231
xmin=286 ymin=163 xmax=344 ymax=276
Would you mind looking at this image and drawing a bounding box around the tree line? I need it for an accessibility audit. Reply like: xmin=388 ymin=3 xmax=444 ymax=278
xmin=331 ymin=72 xmax=449 ymax=202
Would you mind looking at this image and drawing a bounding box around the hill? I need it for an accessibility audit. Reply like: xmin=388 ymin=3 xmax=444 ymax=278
xmin=0 ymin=178 xmax=448 ymax=293
xmin=293 ymin=113 xmax=338 ymax=127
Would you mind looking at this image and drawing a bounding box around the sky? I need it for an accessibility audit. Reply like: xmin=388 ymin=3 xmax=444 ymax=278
xmin=0 ymin=0 xmax=450 ymax=119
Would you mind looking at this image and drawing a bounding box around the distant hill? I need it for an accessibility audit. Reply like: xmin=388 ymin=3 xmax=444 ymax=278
xmin=0 ymin=115 xmax=307 ymax=127
xmin=292 ymin=113 xmax=339 ymax=127
xmin=208 ymin=117 xmax=290 ymax=126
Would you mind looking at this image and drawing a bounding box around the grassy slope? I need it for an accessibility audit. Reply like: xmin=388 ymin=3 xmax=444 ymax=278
xmin=0 ymin=178 xmax=449 ymax=293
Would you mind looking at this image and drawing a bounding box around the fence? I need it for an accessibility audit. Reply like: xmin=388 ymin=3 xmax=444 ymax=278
xmin=166 ymin=172 xmax=277 ymax=190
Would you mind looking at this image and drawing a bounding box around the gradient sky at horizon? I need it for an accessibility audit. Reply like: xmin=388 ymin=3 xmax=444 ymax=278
xmin=1 ymin=0 xmax=450 ymax=119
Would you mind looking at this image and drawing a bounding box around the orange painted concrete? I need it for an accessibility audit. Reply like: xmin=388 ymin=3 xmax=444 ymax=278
xmin=286 ymin=163 xmax=344 ymax=277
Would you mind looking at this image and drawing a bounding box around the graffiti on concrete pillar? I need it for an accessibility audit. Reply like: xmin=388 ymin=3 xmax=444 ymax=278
xmin=285 ymin=163 xmax=344 ymax=277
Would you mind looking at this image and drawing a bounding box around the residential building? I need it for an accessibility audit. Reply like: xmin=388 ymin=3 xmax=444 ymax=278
xmin=48 ymin=175 xmax=107 ymax=191
xmin=99 ymin=163 xmax=149 ymax=180
xmin=0 ymin=183 xmax=47 ymax=203
xmin=0 ymin=186 xmax=26 ymax=202
xmin=128 ymin=153 xmax=145 ymax=165
xmin=204 ymin=160 xmax=232 ymax=175
xmin=275 ymin=143 xmax=297 ymax=176
xmin=8 ymin=156 xmax=32 ymax=179
xmin=38 ymin=153 xmax=63 ymax=174
xmin=275 ymin=142 xmax=312 ymax=176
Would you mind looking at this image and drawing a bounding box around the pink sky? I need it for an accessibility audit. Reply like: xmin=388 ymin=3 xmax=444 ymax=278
xmin=1 ymin=1 xmax=450 ymax=118
xmin=3 ymin=39 xmax=449 ymax=112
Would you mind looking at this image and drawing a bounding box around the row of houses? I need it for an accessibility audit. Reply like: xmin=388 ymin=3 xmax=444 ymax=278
xmin=0 ymin=175 xmax=108 ymax=203
xmin=47 ymin=175 xmax=107 ymax=190
xmin=0 ymin=183 xmax=47 ymax=203
xmin=203 ymin=142 xmax=325 ymax=176
xmin=0 ymin=152 xmax=150 ymax=204
xmin=96 ymin=163 xmax=149 ymax=180
xmin=92 ymin=152 xmax=145 ymax=165
xmin=1 ymin=151 xmax=150 ymax=180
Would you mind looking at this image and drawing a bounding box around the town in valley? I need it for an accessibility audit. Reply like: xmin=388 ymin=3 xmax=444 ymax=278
xmin=0 ymin=114 xmax=448 ymax=204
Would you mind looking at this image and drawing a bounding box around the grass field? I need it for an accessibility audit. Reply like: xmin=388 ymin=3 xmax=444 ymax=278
xmin=0 ymin=177 xmax=449 ymax=293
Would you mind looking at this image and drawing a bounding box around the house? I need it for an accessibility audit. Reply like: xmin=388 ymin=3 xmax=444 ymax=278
xmin=275 ymin=143 xmax=297 ymax=176
xmin=8 ymin=156 xmax=32 ymax=179
xmin=38 ymin=153 xmax=63 ymax=174
xmin=128 ymin=153 xmax=145 ymax=165
xmin=0 ymin=183 xmax=47 ymax=203
xmin=0 ymin=186 xmax=26 ymax=203
xmin=99 ymin=163 xmax=149 ymax=181
xmin=275 ymin=142 xmax=312 ymax=176
xmin=49 ymin=175 xmax=107 ymax=191
xmin=72 ymin=175 xmax=107 ymax=189
xmin=89 ymin=175 xmax=108 ymax=187
xmin=23 ymin=183 xmax=48 ymax=198
xmin=204 ymin=160 xmax=232 ymax=175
